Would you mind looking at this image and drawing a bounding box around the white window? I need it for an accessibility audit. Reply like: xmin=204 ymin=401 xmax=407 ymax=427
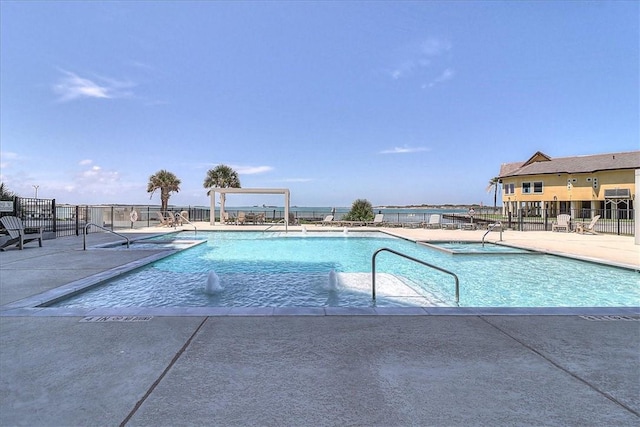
xmin=533 ymin=182 xmax=543 ymax=193
xmin=504 ymin=183 xmax=515 ymax=195
xmin=522 ymin=182 xmax=531 ymax=194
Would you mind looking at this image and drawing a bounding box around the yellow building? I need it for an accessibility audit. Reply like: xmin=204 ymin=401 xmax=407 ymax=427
xmin=498 ymin=151 xmax=639 ymax=220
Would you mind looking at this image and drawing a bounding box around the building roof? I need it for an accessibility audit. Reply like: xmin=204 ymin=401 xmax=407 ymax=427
xmin=498 ymin=151 xmax=640 ymax=178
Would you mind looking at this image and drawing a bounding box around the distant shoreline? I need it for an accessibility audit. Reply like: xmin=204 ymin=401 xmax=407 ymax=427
xmin=374 ymin=204 xmax=487 ymax=209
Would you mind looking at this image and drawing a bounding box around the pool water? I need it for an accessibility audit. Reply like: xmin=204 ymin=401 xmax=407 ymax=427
xmin=51 ymin=231 xmax=639 ymax=308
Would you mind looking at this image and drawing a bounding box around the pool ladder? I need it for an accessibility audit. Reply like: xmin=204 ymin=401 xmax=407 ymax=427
xmin=372 ymin=247 xmax=460 ymax=306
xmin=482 ymin=221 xmax=503 ymax=247
xmin=176 ymin=213 xmax=197 ymax=235
xmin=263 ymin=218 xmax=288 ymax=233
xmin=83 ymin=223 xmax=130 ymax=250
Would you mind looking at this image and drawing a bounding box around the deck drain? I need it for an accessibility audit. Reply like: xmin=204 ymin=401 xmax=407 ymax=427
xmin=580 ymin=315 xmax=639 ymax=321
xmin=80 ymin=316 xmax=153 ymax=323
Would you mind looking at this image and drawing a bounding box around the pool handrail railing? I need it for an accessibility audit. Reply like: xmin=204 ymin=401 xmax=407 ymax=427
xmin=263 ymin=218 xmax=288 ymax=233
xmin=482 ymin=221 xmax=503 ymax=247
xmin=371 ymin=247 xmax=460 ymax=306
xmin=176 ymin=212 xmax=197 ymax=235
xmin=83 ymin=223 xmax=130 ymax=250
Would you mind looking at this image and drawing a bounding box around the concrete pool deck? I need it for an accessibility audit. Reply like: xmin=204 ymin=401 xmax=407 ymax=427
xmin=1 ymin=224 xmax=639 ymax=425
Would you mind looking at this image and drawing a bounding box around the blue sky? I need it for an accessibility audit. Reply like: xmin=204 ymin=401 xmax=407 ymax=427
xmin=1 ymin=1 xmax=638 ymax=208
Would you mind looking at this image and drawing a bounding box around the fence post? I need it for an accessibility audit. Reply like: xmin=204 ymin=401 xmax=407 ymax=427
xmin=52 ymin=199 xmax=57 ymax=233
xmin=75 ymin=205 xmax=80 ymax=235
xmin=518 ymin=209 xmax=523 ymax=231
xmin=618 ymin=215 xmax=621 ymax=235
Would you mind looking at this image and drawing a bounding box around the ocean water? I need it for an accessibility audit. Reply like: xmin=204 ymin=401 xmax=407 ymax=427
xmin=220 ymin=206 xmax=470 ymax=223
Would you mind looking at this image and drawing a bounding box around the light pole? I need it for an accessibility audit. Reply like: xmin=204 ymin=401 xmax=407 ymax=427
xmin=32 ymin=185 xmax=39 ymax=199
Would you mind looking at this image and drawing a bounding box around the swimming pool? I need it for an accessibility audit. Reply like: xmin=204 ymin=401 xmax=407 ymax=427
xmin=48 ymin=231 xmax=639 ymax=309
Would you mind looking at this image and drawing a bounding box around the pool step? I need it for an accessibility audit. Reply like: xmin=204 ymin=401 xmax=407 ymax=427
xmin=335 ymin=272 xmax=451 ymax=307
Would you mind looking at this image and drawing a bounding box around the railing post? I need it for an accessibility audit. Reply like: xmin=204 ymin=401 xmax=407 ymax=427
xmin=52 ymin=199 xmax=57 ymax=233
xmin=75 ymin=205 xmax=80 ymax=236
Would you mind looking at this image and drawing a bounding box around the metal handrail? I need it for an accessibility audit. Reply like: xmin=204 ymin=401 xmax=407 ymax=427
xmin=482 ymin=221 xmax=503 ymax=247
xmin=372 ymin=247 xmax=460 ymax=305
xmin=263 ymin=218 xmax=288 ymax=233
xmin=176 ymin=213 xmax=197 ymax=235
xmin=83 ymin=223 xmax=130 ymax=250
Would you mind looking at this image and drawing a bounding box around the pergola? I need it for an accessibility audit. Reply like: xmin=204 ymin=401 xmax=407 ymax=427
xmin=208 ymin=187 xmax=291 ymax=226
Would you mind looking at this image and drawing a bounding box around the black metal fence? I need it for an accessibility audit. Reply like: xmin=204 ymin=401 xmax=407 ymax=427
xmin=0 ymin=198 xmax=210 ymax=237
xmin=0 ymin=198 xmax=635 ymax=236
xmin=465 ymin=208 xmax=635 ymax=235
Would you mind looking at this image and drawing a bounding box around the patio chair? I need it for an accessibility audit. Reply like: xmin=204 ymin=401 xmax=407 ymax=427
xmin=223 ymin=212 xmax=236 ymax=225
xmin=320 ymin=215 xmax=334 ymax=226
xmin=288 ymin=212 xmax=298 ymax=225
xmin=237 ymin=211 xmax=247 ymax=225
xmin=0 ymin=216 xmax=43 ymax=251
xmin=367 ymin=214 xmax=385 ymax=226
xmin=576 ymin=215 xmax=601 ymax=235
xmin=424 ymin=214 xmax=442 ymax=229
xmin=552 ymin=214 xmax=571 ymax=232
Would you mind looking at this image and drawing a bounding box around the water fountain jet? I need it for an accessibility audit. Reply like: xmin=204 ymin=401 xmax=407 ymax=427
xmin=327 ymin=269 xmax=339 ymax=291
xmin=205 ymin=271 xmax=223 ymax=294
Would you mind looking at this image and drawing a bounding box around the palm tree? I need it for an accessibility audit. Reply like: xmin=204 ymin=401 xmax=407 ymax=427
xmin=203 ymin=165 xmax=241 ymax=214
xmin=343 ymin=198 xmax=374 ymax=222
xmin=147 ymin=170 xmax=181 ymax=212
xmin=203 ymin=164 xmax=241 ymax=189
xmin=486 ymin=177 xmax=501 ymax=211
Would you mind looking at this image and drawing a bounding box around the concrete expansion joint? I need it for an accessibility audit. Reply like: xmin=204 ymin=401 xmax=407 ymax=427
xmin=478 ymin=316 xmax=640 ymax=418
xmin=119 ymin=317 xmax=209 ymax=426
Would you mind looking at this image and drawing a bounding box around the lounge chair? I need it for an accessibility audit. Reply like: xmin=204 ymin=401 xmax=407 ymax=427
xmin=167 ymin=211 xmax=179 ymax=226
xmin=576 ymin=215 xmax=601 ymax=235
xmin=156 ymin=211 xmax=171 ymax=227
xmin=340 ymin=220 xmax=365 ymax=227
xmin=552 ymin=214 xmax=571 ymax=232
xmin=0 ymin=216 xmax=43 ymax=251
xmin=367 ymin=214 xmax=385 ymax=226
xmin=320 ymin=215 xmax=334 ymax=226
xmin=424 ymin=214 xmax=442 ymax=229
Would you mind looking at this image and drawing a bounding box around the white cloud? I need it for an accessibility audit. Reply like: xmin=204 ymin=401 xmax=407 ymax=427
xmin=425 ymin=68 xmax=455 ymax=88
xmin=79 ymin=159 xmax=93 ymax=166
xmin=388 ymin=37 xmax=453 ymax=83
xmin=391 ymin=61 xmax=417 ymax=80
xmin=279 ymin=178 xmax=313 ymax=183
xmin=231 ymin=165 xmax=274 ymax=175
xmin=380 ymin=146 xmax=430 ymax=154
xmin=0 ymin=151 xmax=20 ymax=169
xmin=53 ymin=70 xmax=134 ymax=102
xmin=420 ymin=38 xmax=452 ymax=56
